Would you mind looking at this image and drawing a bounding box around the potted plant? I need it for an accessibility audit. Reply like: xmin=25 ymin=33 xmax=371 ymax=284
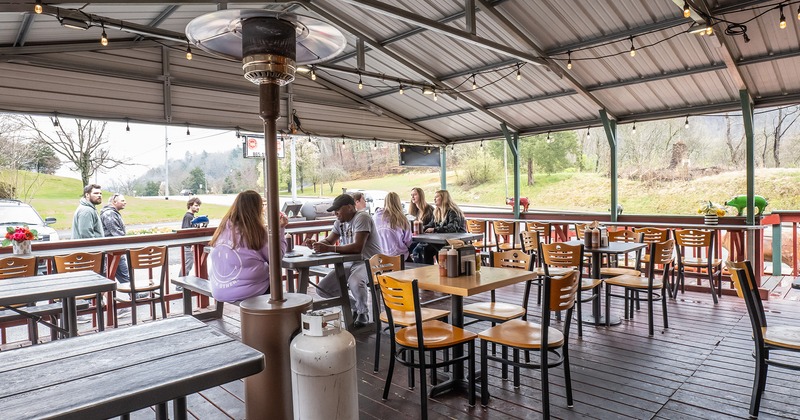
xmin=697 ymin=201 xmax=726 ymax=225
xmin=3 ymin=225 xmax=37 ymax=255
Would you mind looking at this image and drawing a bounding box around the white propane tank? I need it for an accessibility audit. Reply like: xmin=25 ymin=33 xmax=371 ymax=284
xmin=290 ymin=310 xmax=358 ymax=420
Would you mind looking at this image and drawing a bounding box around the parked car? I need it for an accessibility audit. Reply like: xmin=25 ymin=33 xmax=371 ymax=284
xmin=0 ymin=199 xmax=59 ymax=242
xmin=180 ymin=189 xmax=194 ymax=196
xmin=345 ymin=189 xmax=391 ymax=214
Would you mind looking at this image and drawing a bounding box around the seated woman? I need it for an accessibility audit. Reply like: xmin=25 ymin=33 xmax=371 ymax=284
xmin=407 ymin=187 xmax=434 ymax=260
xmin=208 ymin=190 xmax=288 ymax=302
xmin=373 ymin=192 xmax=413 ymax=260
xmin=414 ymin=189 xmax=467 ymax=264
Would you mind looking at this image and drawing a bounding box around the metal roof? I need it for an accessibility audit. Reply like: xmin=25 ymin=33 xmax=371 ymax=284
xmin=0 ymin=0 xmax=798 ymax=145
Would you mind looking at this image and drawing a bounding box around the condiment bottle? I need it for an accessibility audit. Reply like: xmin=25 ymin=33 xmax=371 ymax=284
xmin=475 ymin=248 xmax=482 ymax=271
xmin=600 ymin=226 xmax=609 ymax=247
xmin=285 ymin=233 xmax=294 ymax=252
xmin=446 ymin=247 xmax=459 ymax=277
xmin=413 ymin=220 xmax=422 ymax=235
xmin=438 ymin=247 xmax=449 ymax=276
xmin=584 ymin=226 xmax=593 ymax=248
xmin=592 ymin=227 xmax=601 ymax=248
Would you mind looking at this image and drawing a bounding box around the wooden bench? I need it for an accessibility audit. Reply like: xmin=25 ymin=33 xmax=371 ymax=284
xmin=172 ymin=276 xmax=228 ymax=320
xmin=0 ymin=300 xmax=90 ymax=344
xmin=0 ymin=316 xmax=265 ymax=419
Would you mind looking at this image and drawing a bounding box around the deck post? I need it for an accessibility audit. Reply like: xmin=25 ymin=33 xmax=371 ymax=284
xmin=600 ymin=110 xmax=618 ymax=222
xmin=501 ymin=123 xmax=520 ymax=219
xmin=440 ymin=146 xmax=447 ymax=191
xmin=740 ymin=90 xmax=756 ymax=264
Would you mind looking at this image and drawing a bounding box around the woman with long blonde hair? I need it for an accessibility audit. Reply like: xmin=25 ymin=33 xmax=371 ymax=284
xmin=408 ymin=187 xmax=433 ymax=225
xmin=413 ymin=189 xmax=467 ymax=264
xmin=208 ymin=190 xmax=288 ymax=302
xmin=373 ymin=192 xmax=412 ymax=259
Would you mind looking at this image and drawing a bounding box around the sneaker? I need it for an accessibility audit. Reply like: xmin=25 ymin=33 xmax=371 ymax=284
xmin=117 ymin=308 xmax=131 ymax=318
xmin=353 ymin=313 xmax=369 ymax=328
xmin=76 ymin=315 xmax=92 ymax=324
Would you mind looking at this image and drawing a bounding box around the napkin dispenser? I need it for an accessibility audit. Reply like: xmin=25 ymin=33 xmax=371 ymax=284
xmin=456 ymin=245 xmax=476 ymax=275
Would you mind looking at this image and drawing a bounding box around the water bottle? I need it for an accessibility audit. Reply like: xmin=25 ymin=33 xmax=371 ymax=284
xmin=446 ymin=247 xmax=459 ymax=277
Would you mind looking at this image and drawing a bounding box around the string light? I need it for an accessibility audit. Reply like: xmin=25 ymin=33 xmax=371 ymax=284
xmin=310 ymin=65 xmax=316 ymax=81
xmin=546 ymin=131 xmax=551 ymax=141
xmin=450 ymin=143 xmax=455 ymax=151
xmin=422 ymin=86 xmax=434 ymax=95
xmin=400 ymin=145 xmax=406 ymax=153
xmin=342 ymin=135 xmax=346 ymax=145
xmin=186 ymin=125 xmax=190 ymax=136
xmin=516 ymin=63 xmax=521 ymax=81
xmin=100 ymin=24 xmax=108 ymax=46
xmin=567 ymin=51 xmax=573 ymax=70
xmin=586 ymin=127 xmax=591 ymax=138
xmin=480 ymin=140 xmax=484 ymax=148
xmin=357 ymin=72 xmax=363 ymax=90
xmin=705 ymin=24 xmax=713 ymax=35
xmin=52 ymin=113 xmax=60 ymax=127
xmin=125 ymin=118 xmax=130 ymax=132
xmin=373 ymin=138 xmax=377 ymax=149
xmin=308 ymin=134 xmax=312 ymax=143
xmin=779 ymin=5 xmax=787 ymax=29
xmin=398 ymin=84 xmax=404 ymax=95
xmin=235 ymin=127 xmax=241 ymax=138
xmin=34 ymin=0 xmax=42 ymax=14
xmin=433 ymin=90 xmax=438 ymax=101
xmin=629 ymin=37 xmax=636 ymax=57
xmin=185 ymin=44 xmax=193 ymax=60
xmin=472 ymin=75 xmax=477 ymax=90
xmin=684 ymin=115 xmax=689 ymax=129
xmin=632 ymin=121 xmax=636 ymax=134
xmin=683 ymin=2 xmax=690 ymax=18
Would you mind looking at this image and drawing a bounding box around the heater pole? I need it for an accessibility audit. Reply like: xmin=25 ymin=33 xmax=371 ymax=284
xmin=261 ymin=82 xmax=284 ymax=302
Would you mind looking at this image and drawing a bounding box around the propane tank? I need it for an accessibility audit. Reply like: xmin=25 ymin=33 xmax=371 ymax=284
xmin=291 ymin=310 xmax=358 ymax=420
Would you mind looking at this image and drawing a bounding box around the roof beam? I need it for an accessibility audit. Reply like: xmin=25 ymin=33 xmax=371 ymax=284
xmin=546 ymin=17 xmax=689 ymax=56
xmin=134 ymin=5 xmax=179 ymax=41
xmin=302 ymin=0 xmax=517 ymax=131
xmin=694 ymin=0 xmax=749 ymax=91
xmin=475 ymin=0 xmax=612 ymax=116
xmin=0 ymin=40 xmax=163 ymax=55
xmin=410 ymin=108 xmax=473 ymax=123
xmin=13 ymin=12 xmax=35 ymax=47
xmin=333 ymin=0 xmax=548 ymax=67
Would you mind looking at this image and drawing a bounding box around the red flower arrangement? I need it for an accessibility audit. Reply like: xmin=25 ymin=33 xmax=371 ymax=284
xmin=3 ymin=226 xmax=38 ymax=246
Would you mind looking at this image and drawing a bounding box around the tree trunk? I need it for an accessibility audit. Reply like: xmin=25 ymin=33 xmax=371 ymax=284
xmin=526 ymin=158 xmax=534 ymax=186
xmin=773 ymin=108 xmax=783 ymax=168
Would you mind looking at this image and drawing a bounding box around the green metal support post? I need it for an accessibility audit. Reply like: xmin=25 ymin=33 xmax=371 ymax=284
xmin=501 ymin=123 xmax=520 ymax=219
xmin=600 ymin=110 xmax=619 ymax=222
xmin=440 ymin=146 xmax=447 ymax=191
xmin=740 ymin=90 xmax=757 ymax=265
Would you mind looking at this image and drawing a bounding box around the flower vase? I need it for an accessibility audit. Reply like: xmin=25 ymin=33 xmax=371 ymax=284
xmin=704 ymin=215 xmax=719 ymax=225
xmin=12 ymin=240 xmax=32 ymax=255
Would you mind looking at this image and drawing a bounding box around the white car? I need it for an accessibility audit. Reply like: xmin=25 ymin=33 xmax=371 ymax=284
xmin=0 ymin=199 xmax=59 ymax=245
xmin=346 ymin=189 xmax=390 ymax=214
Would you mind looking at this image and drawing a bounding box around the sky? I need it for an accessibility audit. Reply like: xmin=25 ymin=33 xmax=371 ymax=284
xmin=50 ymin=118 xmax=243 ymax=186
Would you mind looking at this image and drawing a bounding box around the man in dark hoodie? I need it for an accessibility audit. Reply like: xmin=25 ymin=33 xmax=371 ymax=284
xmin=100 ymin=193 xmax=130 ymax=285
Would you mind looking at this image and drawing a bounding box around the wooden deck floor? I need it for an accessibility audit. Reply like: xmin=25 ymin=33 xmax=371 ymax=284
xmin=8 ymin=275 xmax=800 ymax=419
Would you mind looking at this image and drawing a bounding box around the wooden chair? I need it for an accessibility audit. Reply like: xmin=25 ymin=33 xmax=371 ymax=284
xmin=520 ymin=231 xmax=572 ymax=305
xmin=478 ymin=270 xmax=579 ymax=418
xmin=365 ymin=254 xmax=449 ymax=373
xmin=727 ymin=260 xmax=800 ymax=419
xmin=634 ymin=227 xmax=669 ymax=269
xmin=113 ymin=246 xmax=168 ymax=327
xmin=53 ymin=252 xmax=105 ymax=330
xmin=377 ymin=275 xmax=476 ymax=420
xmin=539 ymin=242 xmax=594 ymax=337
xmin=525 ymin=221 xmax=552 ymax=244
xmin=492 ymin=220 xmax=520 ymax=251
xmin=600 ymin=230 xmax=642 ymax=278
xmin=674 ymin=229 xmax=722 ymax=304
xmin=463 ymin=250 xmax=534 ymax=325
xmin=604 ymin=240 xmax=674 ymax=336
xmin=0 ymin=256 xmax=40 ymax=343
xmin=466 ymin=219 xmax=496 ymax=252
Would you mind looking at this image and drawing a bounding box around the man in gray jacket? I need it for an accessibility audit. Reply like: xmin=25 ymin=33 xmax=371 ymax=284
xmin=100 ymin=193 xmax=130 ymax=284
xmin=72 ymin=184 xmax=104 ymax=240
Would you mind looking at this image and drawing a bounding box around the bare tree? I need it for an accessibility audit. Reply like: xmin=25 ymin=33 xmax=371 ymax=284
xmin=18 ymin=116 xmax=126 ymax=186
xmin=771 ymin=106 xmax=800 ymax=168
xmin=724 ymin=114 xmax=744 ymax=165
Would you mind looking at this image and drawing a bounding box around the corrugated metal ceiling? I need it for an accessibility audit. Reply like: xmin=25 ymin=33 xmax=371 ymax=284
xmin=0 ymin=0 xmax=797 ymax=145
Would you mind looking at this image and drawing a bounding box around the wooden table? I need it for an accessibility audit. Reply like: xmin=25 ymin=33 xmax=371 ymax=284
xmin=566 ymin=240 xmax=647 ymax=325
xmin=386 ymin=265 xmax=536 ymax=396
xmin=0 ymin=271 xmax=116 ymax=338
xmin=281 ymin=246 xmax=362 ymax=329
xmin=411 ymin=232 xmax=483 ymax=245
xmin=0 ymin=316 xmax=265 ymax=419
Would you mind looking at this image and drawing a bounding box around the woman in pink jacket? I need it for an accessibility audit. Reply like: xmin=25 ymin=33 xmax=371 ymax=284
xmin=209 ymin=190 xmax=288 ymax=302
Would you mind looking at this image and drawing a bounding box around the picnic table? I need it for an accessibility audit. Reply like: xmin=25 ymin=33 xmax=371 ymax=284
xmin=0 ymin=316 xmax=265 ymax=419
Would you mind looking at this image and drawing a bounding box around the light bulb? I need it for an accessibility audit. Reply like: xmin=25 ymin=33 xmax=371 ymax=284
xmin=342 ymin=136 xmax=346 ymax=145
xmin=629 ymin=37 xmax=636 ymax=57
xmin=546 ymin=131 xmax=551 ymax=141
xmin=480 ymin=140 xmax=484 ymax=148
xmin=433 ymin=91 xmax=438 ymax=101
xmin=308 ymin=136 xmax=312 ymax=143
xmin=310 ymin=67 xmax=316 ymax=81
xmin=373 ymin=138 xmax=377 ymax=149
xmin=186 ymin=46 xmax=193 ymax=60
xmin=567 ymin=52 xmax=573 ymax=70
xmin=186 ymin=126 xmax=190 ymax=136
xmin=358 ymin=74 xmax=363 ymax=90
xmin=34 ymin=1 xmax=42 ymax=14
xmin=126 ymin=120 xmax=130 ymax=132
xmin=516 ymin=64 xmax=521 ymax=81
xmin=683 ymin=2 xmax=690 ymax=18
xmin=706 ymin=26 xmax=713 ymax=35
xmin=779 ymin=6 xmax=787 ymax=29
xmin=586 ymin=127 xmax=591 ymax=138
xmin=101 ymin=30 xmax=108 ymax=46
xmin=632 ymin=122 xmax=636 ymax=134
xmin=472 ymin=75 xmax=477 ymax=90
xmin=399 ymin=85 xmax=404 ymax=95
xmin=684 ymin=115 xmax=689 ymax=128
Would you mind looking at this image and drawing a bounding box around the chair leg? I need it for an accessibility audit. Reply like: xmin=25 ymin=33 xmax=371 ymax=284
xmin=563 ymin=343 xmax=574 ymax=408
xmin=130 ymin=296 xmax=138 ymax=325
xmin=576 ymin=288 xmax=583 ymax=337
xmin=429 ymin=350 xmax=438 ymax=386
xmin=604 ymin=286 xmax=611 ymax=327
xmin=662 ymin=285 xmax=669 ymax=330
xmin=418 ymin=348 xmax=427 ymax=420
xmin=541 ymin=344 xmax=550 ymax=419
xmin=407 ymin=351 xmax=415 ymax=389
xmin=160 ymin=296 xmax=167 ymax=320
xmin=480 ymin=339 xmax=490 ymax=406
xmin=112 ymin=295 xmax=119 ymax=329
xmin=382 ymin=341 xmax=396 ymax=400
xmin=501 ymin=345 xmax=508 ymax=380
xmin=512 ymin=348 xmax=520 ymax=388
xmin=647 ymin=288 xmax=654 ymax=337
xmin=707 ymin=266 xmax=719 ymax=304
xmin=373 ymin=319 xmax=382 ymax=373
xmin=751 ymin=349 xmax=769 ymax=418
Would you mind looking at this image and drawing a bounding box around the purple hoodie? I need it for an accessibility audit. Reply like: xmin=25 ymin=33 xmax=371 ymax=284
xmin=209 ymin=222 xmax=286 ymax=302
xmin=373 ymin=208 xmax=413 ymax=260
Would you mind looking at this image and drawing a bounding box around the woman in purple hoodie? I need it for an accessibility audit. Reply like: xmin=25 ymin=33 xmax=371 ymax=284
xmin=209 ymin=190 xmax=288 ymax=302
xmin=373 ymin=192 xmax=413 ymax=260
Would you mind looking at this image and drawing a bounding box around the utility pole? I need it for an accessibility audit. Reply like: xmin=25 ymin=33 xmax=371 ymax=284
xmin=291 ymin=136 xmax=297 ymax=201
xmin=164 ymin=126 xmax=170 ymax=197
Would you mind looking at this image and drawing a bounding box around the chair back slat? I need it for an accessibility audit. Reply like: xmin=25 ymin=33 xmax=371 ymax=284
xmin=492 ymin=220 xmax=515 ymax=235
xmin=674 ymin=229 xmax=712 ymax=248
xmin=377 ymin=274 xmax=416 ymax=313
xmin=608 ymin=229 xmax=639 ymax=243
xmin=636 ymin=227 xmax=669 ymax=243
xmin=491 ymin=250 xmax=532 ymax=270
xmin=366 ymin=254 xmax=403 ymax=284
xmin=519 ymin=231 xmax=541 ymax=255
xmin=726 ymin=260 xmax=767 ymax=337
xmin=53 ymin=252 xmax=103 ymax=274
xmin=652 ymin=239 xmax=675 ymax=266
xmin=540 ymin=242 xmax=583 ymax=269
xmin=526 ymin=222 xmax=551 ymax=243
xmin=574 ymin=223 xmax=587 ymax=240
xmin=548 ymin=270 xmax=579 ymax=312
xmin=0 ymin=256 xmax=37 ymax=279
xmin=466 ymin=219 xmax=486 ymax=235
xmin=128 ymin=246 xmax=167 ymax=269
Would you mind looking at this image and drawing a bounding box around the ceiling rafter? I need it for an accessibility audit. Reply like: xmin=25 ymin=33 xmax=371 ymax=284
xmin=693 ymin=0 xmax=749 ymax=92
xmin=302 ymin=0 xmax=518 ymax=132
xmin=13 ymin=12 xmax=35 ymax=47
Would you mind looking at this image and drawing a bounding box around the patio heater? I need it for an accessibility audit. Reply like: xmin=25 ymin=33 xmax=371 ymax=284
xmin=186 ymin=10 xmax=346 ymax=420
